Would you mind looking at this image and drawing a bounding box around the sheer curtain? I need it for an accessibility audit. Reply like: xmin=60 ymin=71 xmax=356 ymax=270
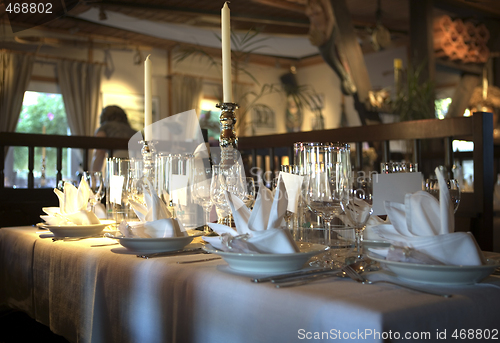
xmin=171 ymin=74 xmax=203 ymax=116
xmin=57 ymin=60 xmax=102 ymax=136
xmin=0 ymin=52 xmax=35 ymax=132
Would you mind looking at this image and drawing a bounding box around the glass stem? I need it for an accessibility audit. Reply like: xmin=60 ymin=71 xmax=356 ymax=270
xmin=355 ymin=227 xmax=363 ymax=257
xmin=324 ymin=219 xmax=332 ymax=247
xmin=203 ymin=206 xmax=212 ymax=234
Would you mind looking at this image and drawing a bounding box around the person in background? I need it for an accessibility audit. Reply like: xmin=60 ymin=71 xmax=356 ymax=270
xmin=90 ymin=105 xmax=137 ymax=172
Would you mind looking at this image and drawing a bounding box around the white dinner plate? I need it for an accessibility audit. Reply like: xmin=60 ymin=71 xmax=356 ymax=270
xmin=203 ymin=243 xmax=329 ymax=273
xmin=40 ymin=223 xmax=110 ymax=237
xmin=367 ymin=252 xmax=500 ymax=285
xmin=115 ymin=231 xmax=204 ymax=253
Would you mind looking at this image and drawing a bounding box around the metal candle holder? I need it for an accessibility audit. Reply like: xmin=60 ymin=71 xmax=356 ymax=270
xmin=216 ymin=102 xmax=239 ymax=166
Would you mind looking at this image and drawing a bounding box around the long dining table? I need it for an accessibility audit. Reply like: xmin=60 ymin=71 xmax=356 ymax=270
xmin=1 ymin=226 xmax=500 ymax=343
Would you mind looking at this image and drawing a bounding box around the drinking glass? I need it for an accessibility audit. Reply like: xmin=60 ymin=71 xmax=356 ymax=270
xmin=156 ymin=153 xmax=195 ymax=224
xmin=280 ymin=164 xmax=301 ymax=233
xmin=306 ymin=159 xmax=349 ymax=266
xmin=210 ymin=164 xmax=240 ymax=226
xmin=294 ymin=142 xmax=351 ymax=244
xmin=425 ymin=178 xmax=461 ymax=213
xmin=241 ymin=177 xmax=256 ymax=208
xmin=192 ymin=166 xmax=214 ymax=234
xmin=82 ymin=171 xmax=104 ymax=213
xmin=342 ymin=176 xmax=373 ymax=260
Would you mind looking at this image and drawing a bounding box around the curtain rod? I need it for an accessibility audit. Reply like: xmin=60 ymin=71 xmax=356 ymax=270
xmin=0 ymin=48 xmax=106 ymax=66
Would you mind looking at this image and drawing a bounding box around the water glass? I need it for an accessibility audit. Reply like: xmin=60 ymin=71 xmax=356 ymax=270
xmin=106 ymin=158 xmax=136 ymax=226
xmin=156 ymin=153 xmax=196 ymax=227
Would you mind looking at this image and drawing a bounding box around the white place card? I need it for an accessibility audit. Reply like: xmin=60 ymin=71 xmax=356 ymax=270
xmin=372 ymin=172 xmax=423 ymax=215
xmin=109 ymin=175 xmax=125 ymax=205
xmin=170 ymin=174 xmax=189 ymax=206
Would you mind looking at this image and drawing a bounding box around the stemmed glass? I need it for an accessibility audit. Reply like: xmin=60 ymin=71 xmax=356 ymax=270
xmin=210 ymin=164 xmax=240 ymax=227
xmin=82 ymin=171 xmax=104 ymax=213
xmin=192 ymin=167 xmax=214 ymax=234
xmin=241 ymin=177 xmax=256 ymax=208
xmin=306 ymin=160 xmax=349 ymax=267
xmin=425 ymin=178 xmax=461 ymax=213
xmin=342 ymin=176 xmax=373 ymax=261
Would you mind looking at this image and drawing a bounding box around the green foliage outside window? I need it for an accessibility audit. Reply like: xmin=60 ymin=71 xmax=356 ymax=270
xmin=14 ymin=92 xmax=69 ymax=181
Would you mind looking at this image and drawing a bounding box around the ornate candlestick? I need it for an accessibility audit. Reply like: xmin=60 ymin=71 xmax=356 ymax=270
xmin=216 ymin=102 xmax=239 ymax=227
xmin=216 ymin=102 xmax=239 ymax=166
xmin=140 ymin=140 xmax=156 ymax=190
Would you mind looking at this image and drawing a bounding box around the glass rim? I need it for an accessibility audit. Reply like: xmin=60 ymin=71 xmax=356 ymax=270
xmin=293 ymin=141 xmax=350 ymax=149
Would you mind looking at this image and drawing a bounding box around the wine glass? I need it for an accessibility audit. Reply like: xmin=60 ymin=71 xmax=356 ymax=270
xmin=306 ymin=161 xmax=349 ymax=267
xmin=210 ymin=164 xmax=240 ymax=227
xmin=192 ymin=167 xmax=214 ymax=234
xmin=425 ymin=178 xmax=461 ymax=213
xmin=241 ymin=177 xmax=256 ymax=208
xmin=82 ymin=171 xmax=104 ymax=213
xmin=342 ymin=176 xmax=373 ymax=261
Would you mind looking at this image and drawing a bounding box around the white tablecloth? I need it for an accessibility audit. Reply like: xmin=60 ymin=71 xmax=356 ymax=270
xmin=1 ymin=226 xmax=500 ymax=343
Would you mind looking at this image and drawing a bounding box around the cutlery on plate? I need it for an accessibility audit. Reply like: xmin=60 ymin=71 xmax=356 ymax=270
xmin=251 ymin=267 xmax=341 ymax=283
xmin=176 ymin=257 xmax=222 ymax=264
xmin=342 ymin=264 xmax=453 ymax=298
xmin=138 ymin=248 xmax=206 ymax=259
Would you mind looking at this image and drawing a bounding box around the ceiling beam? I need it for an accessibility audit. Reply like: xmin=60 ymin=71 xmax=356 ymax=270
xmin=87 ymin=0 xmax=309 ymax=27
xmin=250 ymin=0 xmax=306 ymax=14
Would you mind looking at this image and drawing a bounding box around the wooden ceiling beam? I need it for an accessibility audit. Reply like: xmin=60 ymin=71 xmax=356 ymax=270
xmin=90 ymin=1 xmax=309 ymax=27
xmin=250 ymin=0 xmax=306 ymax=14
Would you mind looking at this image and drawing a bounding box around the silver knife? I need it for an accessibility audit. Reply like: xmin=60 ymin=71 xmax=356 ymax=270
xmin=137 ymin=248 xmax=206 ymax=259
xmin=251 ymin=267 xmax=341 ymax=283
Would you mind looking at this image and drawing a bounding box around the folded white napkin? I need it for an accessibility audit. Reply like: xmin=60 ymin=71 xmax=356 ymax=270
xmin=369 ymin=167 xmax=485 ymax=266
xmin=128 ymin=182 xmax=187 ymax=238
xmin=204 ymin=175 xmax=299 ymax=254
xmin=41 ymin=178 xmax=100 ymax=225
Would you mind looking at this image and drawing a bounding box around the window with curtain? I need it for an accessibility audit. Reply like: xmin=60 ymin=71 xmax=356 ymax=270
xmin=6 ymin=91 xmax=71 ymax=188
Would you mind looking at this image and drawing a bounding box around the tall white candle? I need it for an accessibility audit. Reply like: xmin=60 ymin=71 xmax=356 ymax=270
xmin=221 ymin=2 xmax=232 ymax=103
xmin=144 ymin=54 xmax=152 ymax=141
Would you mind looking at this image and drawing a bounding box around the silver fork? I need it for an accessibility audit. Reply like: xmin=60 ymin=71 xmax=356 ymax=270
xmin=342 ymin=264 xmax=452 ymax=298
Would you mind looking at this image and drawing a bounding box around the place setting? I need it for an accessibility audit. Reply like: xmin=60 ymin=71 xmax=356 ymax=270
xmin=196 ymin=163 xmax=327 ymax=275
xmin=365 ymin=167 xmax=500 ymax=287
xmin=105 ymin=180 xmax=204 ymax=256
xmin=37 ymin=173 xmax=115 ymax=240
